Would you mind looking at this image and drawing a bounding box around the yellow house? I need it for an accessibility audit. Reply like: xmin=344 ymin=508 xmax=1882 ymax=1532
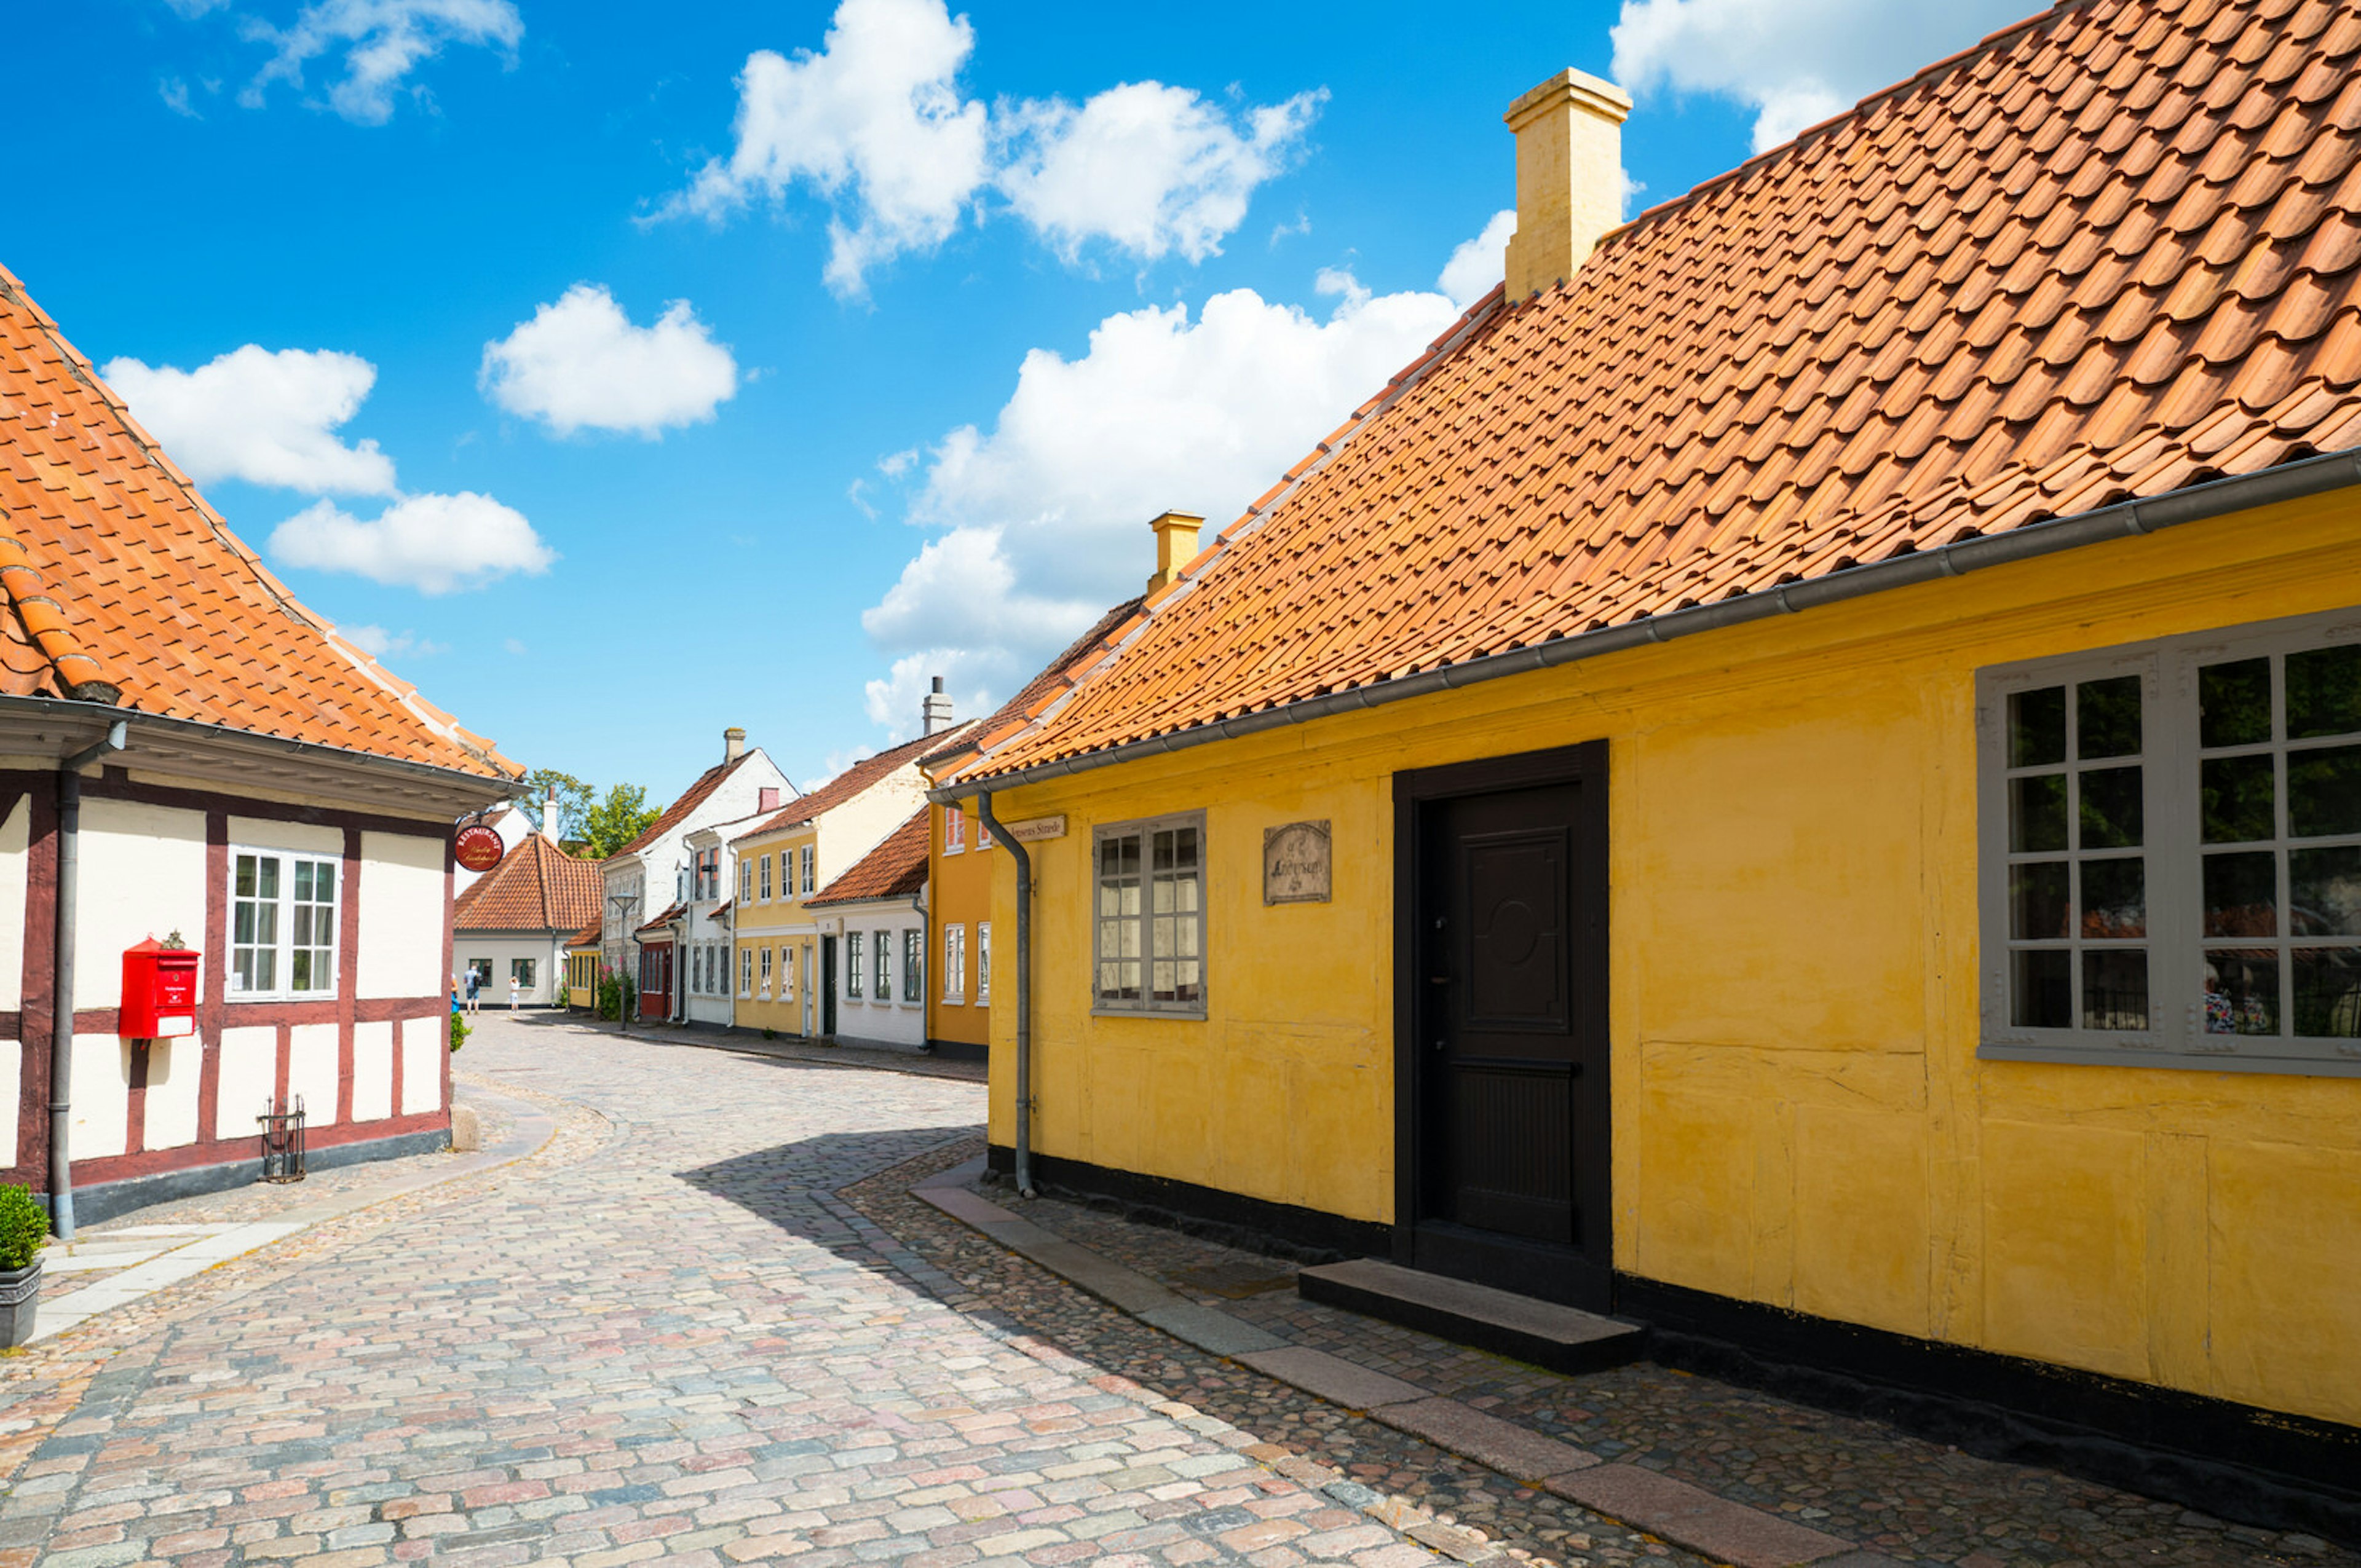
xmin=564 ymin=921 xmax=601 ymax=1010
xmin=921 ymin=605 xmax=1142 ymax=1061
xmin=730 ymin=727 xmax=966 ymax=1040
xmin=931 ymin=2 xmax=2361 ymax=1530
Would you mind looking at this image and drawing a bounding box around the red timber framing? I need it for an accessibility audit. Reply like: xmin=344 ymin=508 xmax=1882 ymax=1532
xmin=1 ymin=766 xmax=456 ymax=1199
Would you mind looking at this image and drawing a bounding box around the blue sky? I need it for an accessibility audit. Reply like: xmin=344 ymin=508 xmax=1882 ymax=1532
xmin=15 ymin=0 xmax=2028 ymax=806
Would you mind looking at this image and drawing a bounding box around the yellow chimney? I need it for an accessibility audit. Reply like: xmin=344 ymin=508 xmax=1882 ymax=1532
xmin=1147 ymin=511 xmax=1204 ymax=594
xmin=1502 ymin=68 xmax=1633 ymax=302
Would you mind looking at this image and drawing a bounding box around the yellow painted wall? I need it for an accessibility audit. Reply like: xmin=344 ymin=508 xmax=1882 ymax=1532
xmin=927 ymin=803 xmax=994 ymax=1049
xmin=732 ymin=825 xmax=818 ymax=1037
xmin=971 ymin=497 xmax=2361 ymax=1427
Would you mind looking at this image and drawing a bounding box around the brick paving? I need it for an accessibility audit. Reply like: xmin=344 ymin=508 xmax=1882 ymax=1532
xmin=0 ymin=1018 xmax=1445 ymax=1567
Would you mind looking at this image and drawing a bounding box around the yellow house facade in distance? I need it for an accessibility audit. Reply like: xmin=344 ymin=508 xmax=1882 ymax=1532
xmin=730 ymin=722 xmax=968 ymax=1041
xmin=931 ymin=0 xmax=2361 ymax=1537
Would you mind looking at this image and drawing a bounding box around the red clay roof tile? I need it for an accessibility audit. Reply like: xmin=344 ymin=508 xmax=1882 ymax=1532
xmin=947 ymin=0 xmax=2361 ymax=786
xmin=453 ymin=835 xmax=603 ymax=933
xmin=0 ymin=266 xmax=516 ymax=778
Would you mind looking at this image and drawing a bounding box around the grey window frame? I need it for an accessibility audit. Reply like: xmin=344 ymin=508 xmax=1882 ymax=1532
xmin=901 ymin=928 xmax=922 ymax=1003
xmin=1091 ymin=810 xmax=1208 ymax=1018
xmin=1978 ymin=605 xmax=2361 ymax=1076
xmin=847 ymin=931 xmax=864 ymax=998
xmin=873 ymin=928 xmax=891 ymax=999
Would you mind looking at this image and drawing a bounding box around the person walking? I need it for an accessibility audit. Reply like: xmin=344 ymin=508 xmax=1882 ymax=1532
xmin=464 ymin=966 xmax=481 ymax=1014
xmin=508 ymin=971 xmax=522 ymax=1011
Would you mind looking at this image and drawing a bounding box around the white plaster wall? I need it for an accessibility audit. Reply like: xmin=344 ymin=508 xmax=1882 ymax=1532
xmin=400 ymin=1015 xmax=443 ymax=1115
xmin=77 ymin=800 xmax=208 ymax=1007
xmin=454 ymin=934 xmax=566 ymax=1004
xmin=358 ymin=831 xmax=446 ymax=999
xmin=228 ymin=816 xmax=342 ymax=857
xmin=0 ymin=796 xmax=27 ymax=1012
xmin=812 ymin=770 xmax=925 ymax=889
xmin=215 ymin=1025 xmax=277 ymax=1140
xmin=831 ymin=902 xmax=928 ymax=1050
xmin=0 ymin=1038 xmax=18 ymax=1164
xmin=143 ymin=1037 xmax=201 ymax=1149
xmin=68 ymin=1034 xmax=129 ymax=1159
xmin=288 ymin=1022 xmax=339 ymax=1127
xmin=352 ymin=1020 xmax=394 ymax=1122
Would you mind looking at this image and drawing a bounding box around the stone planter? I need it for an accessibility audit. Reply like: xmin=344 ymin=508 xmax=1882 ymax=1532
xmin=0 ymin=1257 xmax=39 ymax=1349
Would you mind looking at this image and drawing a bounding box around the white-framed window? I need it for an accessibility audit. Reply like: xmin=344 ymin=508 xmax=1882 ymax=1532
xmin=780 ymin=945 xmax=795 ymax=1003
xmin=759 ymin=945 xmax=773 ymax=995
xmin=740 ymin=859 xmax=752 ymax=902
xmin=901 ymin=928 xmax=922 ymax=1002
xmin=740 ymin=945 xmax=753 ymax=998
xmin=1979 ymin=609 xmax=2361 ymax=1074
xmin=874 ymin=929 xmax=891 ymax=999
xmin=230 ymin=848 xmax=339 ymax=999
xmin=759 ymin=854 xmax=772 ymax=900
xmin=847 ymin=931 xmax=864 ymax=998
xmin=1093 ymin=813 xmax=1205 ymax=1015
xmin=943 ymin=923 xmax=966 ymax=1003
xmin=944 ymin=805 xmax=965 ymax=854
xmin=978 ymin=921 xmax=992 ymax=1005
xmin=801 ymin=845 xmax=816 ymax=895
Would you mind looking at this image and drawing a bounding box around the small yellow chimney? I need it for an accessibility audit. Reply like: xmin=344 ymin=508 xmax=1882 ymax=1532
xmin=1146 ymin=511 xmax=1204 ymax=594
xmin=1502 ymin=68 xmax=1633 ymax=302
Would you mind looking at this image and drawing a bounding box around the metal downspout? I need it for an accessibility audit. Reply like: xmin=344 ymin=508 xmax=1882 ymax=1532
xmin=49 ymin=718 xmax=127 ymax=1241
xmin=973 ymin=790 xmax=1034 ymax=1199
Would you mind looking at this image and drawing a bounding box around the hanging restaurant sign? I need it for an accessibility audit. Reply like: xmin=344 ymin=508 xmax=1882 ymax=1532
xmin=454 ymin=823 xmax=506 ymax=873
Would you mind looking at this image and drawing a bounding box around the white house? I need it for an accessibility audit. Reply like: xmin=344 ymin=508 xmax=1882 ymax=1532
xmin=598 ymin=728 xmax=789 ymax=1024
xmin=0 ymin=262 xmax=521 ymax=1227
xmin=450 ymin=823 xmax=600 ymax=1007
xmin=805 ymin=810 xmax=930 ymax=1052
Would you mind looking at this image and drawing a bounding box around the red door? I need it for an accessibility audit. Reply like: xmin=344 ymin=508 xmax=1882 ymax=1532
xmin=639 ymin=943 xmax=672 ymax=1018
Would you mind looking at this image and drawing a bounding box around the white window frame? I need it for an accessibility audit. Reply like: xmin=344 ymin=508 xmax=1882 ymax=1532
xmin=229 ymin=845 xmax=341 ymax=1001
xmin=759 ymin=945 xmax=773 ymax=996
xmin=1979 ymin=607 xmax=2361 ymax=1076
xmin=781 ymin=945 xmax=795 ymax=1003
xmin=740 ymin=945 xmax=754 ymax=998
xmin=801 ymin=845 xmax=816 ymax=896
xmin=759 ymin=854 xmax=772 ymax=901
xmin=740 ymin=859 xmax=752 ymax=902
xmin=944 ymin=805 xmax=965 ymax=854
xmin=978 ymin=921 xmax=992 ymax=1006
xmin=901 ymin=928 xmax=922 ymax=1003
xmin=943 ymin=923 xmax=966 ymax=1004
xmin=1092 ymin=811 xmax=1207 ymax=1018
xmin=847 ymin=931 xmax=864 ymax=998
xmin=873 ymin=928 xmax=892 ymax=1000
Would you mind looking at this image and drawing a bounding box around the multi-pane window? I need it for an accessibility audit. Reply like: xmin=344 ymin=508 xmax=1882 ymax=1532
xmin=1093 ymin=813 xmax=1205 ymax=1014
xmin=231 ymin=849 xmax=338 ymax=998
xmin=759 ymin=855 xmax=773 ymax=900
xmin=1980 ymin=612 xmax=2361 ymax=1073
xmin=741 ymin=947 xmax=754 ymax=996
xmin=874 ymin=929 xmax=891 ymax=999
xmin=944 ymin=924 xmax=966 ymax=1003
xmin=740 ymin=860 xmax=752 ymax=902
xmin=801 ymin=845 xmax=816 ymax=895
xmin=511 ymin=958 xmax=535 ymax=990
xmin=759 ymin=945 xmax=773 ymax=993
xmin=780 ymin=946 xmax=794 ymax=1002
xmin=978 ymin=921 xmax=992 ymax=1004
xmin=944 ymin=805 xmax=965 ymax=853
xmin=847 ymin=932 xmax=864 ymax=998
xmin=902 ymin=929 xmax=922 ymax=1001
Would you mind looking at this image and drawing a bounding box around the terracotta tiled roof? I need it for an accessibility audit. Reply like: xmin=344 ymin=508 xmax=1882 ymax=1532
xmin=919 ymin=598 xmax=1147 ymax=776
xmin=707 ymin=898 xmax=734 ymax=923
xmin=954 ymin=0 xmax=2361 ymax=782
xmin=636 ymin=900 xmax=686 ymax=935
xmin=617 ymin=750 xmax=770 ymax=858
xmin=452 ymin=835 xmax=602 ymax=933
xmin=566 ymin=919 xmax=602 ymax=950
xmin=0 ymin=265 xmax=517 ymax=779
xmin=731 ymin=727 xmax=967 ymax=843
xmin=808 ymin=810 xmax=930 ymax=906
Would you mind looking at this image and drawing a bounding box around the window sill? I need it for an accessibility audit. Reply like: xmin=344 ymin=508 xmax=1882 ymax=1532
xmin=1091 ymin=1004 xmax=1209 ymax=1022
xmin=1978 ymin=1039 xmax=2361 ymax=1078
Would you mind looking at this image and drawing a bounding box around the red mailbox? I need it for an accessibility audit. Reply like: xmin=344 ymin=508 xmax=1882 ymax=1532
xmin=121 ymin=938 xmax=200 ymax=1039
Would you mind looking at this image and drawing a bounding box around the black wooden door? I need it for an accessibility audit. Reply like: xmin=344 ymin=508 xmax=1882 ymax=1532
xmin=821 ymin=937 xmax=838 ymax=1037
xmin=1400 ymin=744 xmax=1609 ymax=1309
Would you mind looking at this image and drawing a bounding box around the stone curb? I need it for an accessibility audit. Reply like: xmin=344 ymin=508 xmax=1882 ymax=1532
xmin=31 ymin=1082 xmax=560 ymax=1345
xmin=912 ymin=1176 xmax=1881 ymax=1568
xmin=553 ymin=1013 xmax=988 ymax=1084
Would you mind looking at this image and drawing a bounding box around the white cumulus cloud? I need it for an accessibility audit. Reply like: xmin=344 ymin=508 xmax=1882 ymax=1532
xmin=339 ymin=624 xmax=447 ymax=660
xmin=102 ymin=345 xmax=398 ymax=497
xmin=659 ymin=0 xmax=1319 ymax=294
xmin=999 ymin=82 xmax=1323 ymax=265
xmin=271 ymin=492 xmax=554 ymax=594
xmin=239 ymin=0 xmax=524 ymax=124
xmin=1438 ymin=210 xmax=1518 ymax=309
xmin=663 ymin=0 xmax=992 ymax=294
xmin=480 ymin=285 xmax=739 ymax=438
xmin=1611 ymin=0 xmax=2035 ymax=153
xmin=856 ymin=222 xmax=1514 ymax=734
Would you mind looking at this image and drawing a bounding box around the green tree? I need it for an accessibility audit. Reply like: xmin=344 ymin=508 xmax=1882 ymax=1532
xmin=580 ymin=783 xmax=659 ymax=859
xmin=524 ymin=768 xmax=593 ymax=840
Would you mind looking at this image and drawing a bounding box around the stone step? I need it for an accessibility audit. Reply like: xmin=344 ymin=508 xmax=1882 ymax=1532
xmin=1297 ymin=1258 xmax=1648 ymax=1376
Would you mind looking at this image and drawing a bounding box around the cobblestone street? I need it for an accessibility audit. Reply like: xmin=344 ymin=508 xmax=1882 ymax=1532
xmin=0 ymin=1015 xmax=2349 ymax=1568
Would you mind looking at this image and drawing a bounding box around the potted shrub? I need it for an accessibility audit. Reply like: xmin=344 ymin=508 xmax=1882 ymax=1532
xmin=0 ymin=1184 xmax=50 ymax=1349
